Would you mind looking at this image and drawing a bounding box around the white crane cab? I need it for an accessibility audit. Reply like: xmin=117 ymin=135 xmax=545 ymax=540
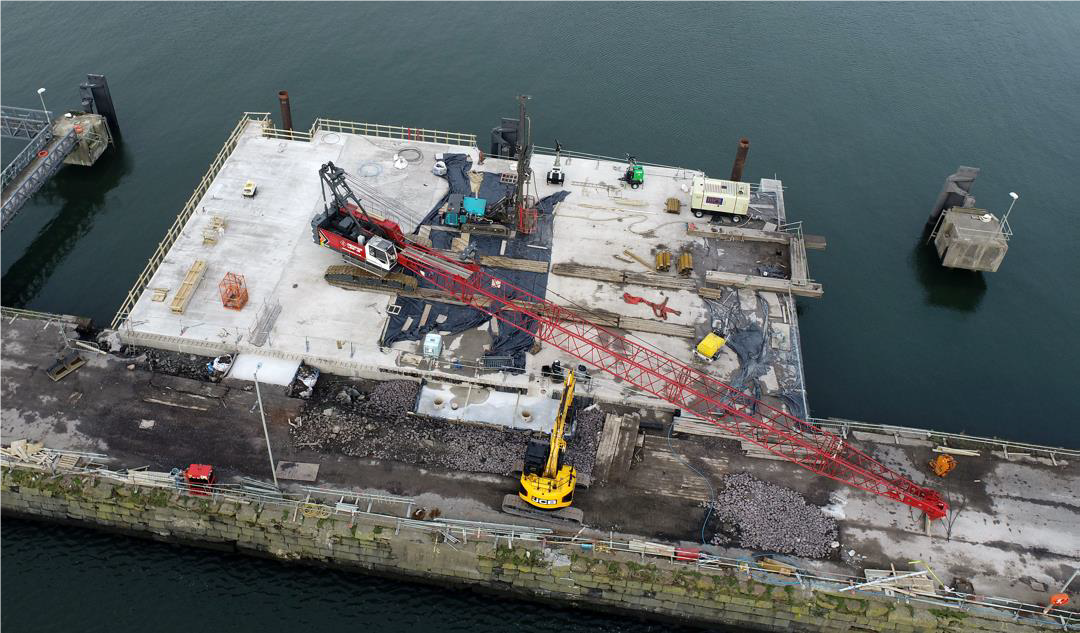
xmin=364 ymin=236 xmax=398 ymax=271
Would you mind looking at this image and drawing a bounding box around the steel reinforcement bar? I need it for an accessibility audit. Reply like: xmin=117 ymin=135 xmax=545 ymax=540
xmin=109 ymin=112 xmax=272 ymax=329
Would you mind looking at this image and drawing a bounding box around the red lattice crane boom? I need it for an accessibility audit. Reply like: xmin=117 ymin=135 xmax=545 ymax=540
xmin=309 ymin=160 xmax=947 ymax=520
xmin=395 ymin=249 xmax=948 ymax=519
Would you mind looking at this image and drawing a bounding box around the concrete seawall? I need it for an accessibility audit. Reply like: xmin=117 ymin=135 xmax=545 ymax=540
xmin=1 ymin=466 xmax=1062 ymax=632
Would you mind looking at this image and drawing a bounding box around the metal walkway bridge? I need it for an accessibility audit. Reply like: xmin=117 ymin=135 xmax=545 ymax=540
xmin=1 ymin=106 xmax=79 ymax=229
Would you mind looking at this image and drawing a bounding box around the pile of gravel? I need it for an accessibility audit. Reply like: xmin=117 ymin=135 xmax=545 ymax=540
xmin=366 ymin=380 xmax=420 ymax=415
xmin=567 ymin=404 xmax=605 ymax=477
xmin=290 ymin=380 xmax=602 ymax=480
xmin=706 ymin=472 xmax=837 ymax=558
xmin=129 ymin=346 xmax=215 ymax=382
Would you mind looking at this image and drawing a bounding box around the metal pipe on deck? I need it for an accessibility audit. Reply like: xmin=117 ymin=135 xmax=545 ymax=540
xmin=278 ymin=90 xmax=293 ymax=131
xmin=730 ymin=137 xmax=750 ymax=182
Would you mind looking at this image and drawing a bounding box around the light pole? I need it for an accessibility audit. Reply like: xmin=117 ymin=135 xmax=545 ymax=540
xmin=36 ymin=87 xmax=48 ymax=116
xmin=253 ymin=362 xmax=280 ymax=489
xmin=1001 ymin=191 xmax=1019 ymax=230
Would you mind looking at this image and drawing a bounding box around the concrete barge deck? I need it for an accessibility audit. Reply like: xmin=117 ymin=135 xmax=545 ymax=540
xmin=3 ymin=310 xmax=1077 ymax=624
xmin=111 ymin=113 xmax=812 ymax=421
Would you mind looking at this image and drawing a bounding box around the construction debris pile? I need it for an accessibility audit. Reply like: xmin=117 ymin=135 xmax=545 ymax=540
xmin=566 ymin=404 xmax=605 ymax=477
xmin=364 ymin=379 xmax=420 ymax=415
xmin=290 ymin=380 xmax=601 ymax=480
xmin=706 ymin=472 xmax=837 ymax=558
xmin=129 ymin=346 xmax=215 ymax=382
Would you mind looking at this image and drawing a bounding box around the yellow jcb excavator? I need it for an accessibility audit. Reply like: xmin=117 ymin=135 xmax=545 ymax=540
xmin=501 ymin=371 xmax=584 ymax=524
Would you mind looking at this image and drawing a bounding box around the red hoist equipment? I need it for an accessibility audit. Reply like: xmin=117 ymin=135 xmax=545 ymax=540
xmin=311 ymin=164 xmax=949 ymax=521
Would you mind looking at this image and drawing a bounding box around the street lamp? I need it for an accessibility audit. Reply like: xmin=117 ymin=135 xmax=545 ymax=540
xmin=36 ymin=87 xmax=48 ymax=116
xmin=1001 ymin=191 xmax=1019 ymax=230
xmin=253 ymin=362 xmax=280 ymax=489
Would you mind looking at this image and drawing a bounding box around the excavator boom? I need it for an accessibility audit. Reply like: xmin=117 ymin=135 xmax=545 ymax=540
xmin=545 ymin=371 xmax=576 ymax=478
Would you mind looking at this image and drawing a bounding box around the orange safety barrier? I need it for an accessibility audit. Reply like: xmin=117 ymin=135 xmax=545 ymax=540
xmin=218 ymin=272 xmax=248 ymax=310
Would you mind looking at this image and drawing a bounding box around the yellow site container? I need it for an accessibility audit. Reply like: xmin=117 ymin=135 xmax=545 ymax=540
xmin=696 ymin=332 xmax=726 ymax=361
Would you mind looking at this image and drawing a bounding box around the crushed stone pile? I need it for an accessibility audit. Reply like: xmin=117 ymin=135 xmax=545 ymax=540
xmin=129 ymin=346 xmax=214 ymax=382
xmin=566 ymin=404 xmax=604 ymax=477
xmin=706 ymin=472 xmax=837 ymax=558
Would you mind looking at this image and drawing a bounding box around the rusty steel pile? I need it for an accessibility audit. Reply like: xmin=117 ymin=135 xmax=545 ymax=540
xmin=706 ymin=472 xmax=838 ymax=558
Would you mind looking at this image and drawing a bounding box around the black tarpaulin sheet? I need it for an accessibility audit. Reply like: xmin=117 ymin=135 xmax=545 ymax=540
xmin=417 ymin=153 xmax=473 ymax=229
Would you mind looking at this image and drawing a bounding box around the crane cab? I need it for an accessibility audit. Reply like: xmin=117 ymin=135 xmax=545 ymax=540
xmin=313 ymin=210 xmax=399 ymax=274
xmin=364 ymin=236 xmax=398 ymax=271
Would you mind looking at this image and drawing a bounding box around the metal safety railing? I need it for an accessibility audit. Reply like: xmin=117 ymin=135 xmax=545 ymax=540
xmin=0 ymin=106 xmax=52 ymax=140
xmin=533 ymin=145 xmax=697 ymax=175
xmin=260 ymin=126 xmax=313 ymax=142
xmin=927 ymin=210 xmax=1013 ymax=245
xmin=811 ymin=417 xmax=1080 ymax=461
xmin=2 ymin=455 xmax=1075 ymax=629
xmin=312 ymin=118 xmax=476 ymax=146
xmin=1 ymin=305 xmax=84 ymax=324
xmin=110 ymin=112 xmax=272 ymax=329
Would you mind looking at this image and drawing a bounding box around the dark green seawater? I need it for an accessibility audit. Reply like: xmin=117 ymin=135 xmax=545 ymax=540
xmin=2 ymin=3 xmax=1078 ymax=630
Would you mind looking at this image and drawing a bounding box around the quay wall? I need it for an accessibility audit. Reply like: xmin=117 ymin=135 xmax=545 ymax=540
xmin=0 ymin=467 xmax=1060 ymax=633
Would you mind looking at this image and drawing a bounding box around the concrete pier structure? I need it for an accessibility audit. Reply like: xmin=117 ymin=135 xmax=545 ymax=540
xmin=932 ymin=207 xmax=1010 ymax=272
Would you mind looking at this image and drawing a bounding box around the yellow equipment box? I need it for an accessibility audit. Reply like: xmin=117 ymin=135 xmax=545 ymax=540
xmin=696 ymin=332 xmax=727 ymax=361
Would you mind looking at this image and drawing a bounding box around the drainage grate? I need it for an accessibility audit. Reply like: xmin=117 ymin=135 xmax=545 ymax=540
xmin=481 ymin=355 xmax=513 ymax=368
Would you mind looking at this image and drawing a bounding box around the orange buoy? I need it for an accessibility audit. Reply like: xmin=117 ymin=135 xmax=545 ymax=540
xmin=37 ymin=150 xmax=48 ymax=158
xmin=74 ymin=125 xmax=84 ymax=134
xmin=1044 ymin=593 xmax=1071 ymax=614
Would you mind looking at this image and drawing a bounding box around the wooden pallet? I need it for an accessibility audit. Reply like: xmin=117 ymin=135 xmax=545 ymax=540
xmin=170 ymin=259 xmax=207 ymax=314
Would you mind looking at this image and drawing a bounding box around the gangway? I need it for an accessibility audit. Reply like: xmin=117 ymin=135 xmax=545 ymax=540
xmin=2 ymin=74 xmax=120 ymax=230
xmin=1 ymin=106 xmax=79 ymax=228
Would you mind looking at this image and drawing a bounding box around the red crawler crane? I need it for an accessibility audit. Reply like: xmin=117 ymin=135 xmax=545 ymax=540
xmin=311 ymin=163 xmax=948 ymax=521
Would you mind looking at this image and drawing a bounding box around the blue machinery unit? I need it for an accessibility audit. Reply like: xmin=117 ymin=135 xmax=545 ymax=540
xmin=444 ymin=194 xmax=487 ymax=227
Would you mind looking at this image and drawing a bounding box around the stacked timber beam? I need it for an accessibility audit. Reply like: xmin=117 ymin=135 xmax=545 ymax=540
xmin=686 ymin=222 xmax=827 ymax=250
xmin=701 ymin=270 xmax=823 ymax=299
xmin=552 ymin=263 xmax=696 ymax=291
